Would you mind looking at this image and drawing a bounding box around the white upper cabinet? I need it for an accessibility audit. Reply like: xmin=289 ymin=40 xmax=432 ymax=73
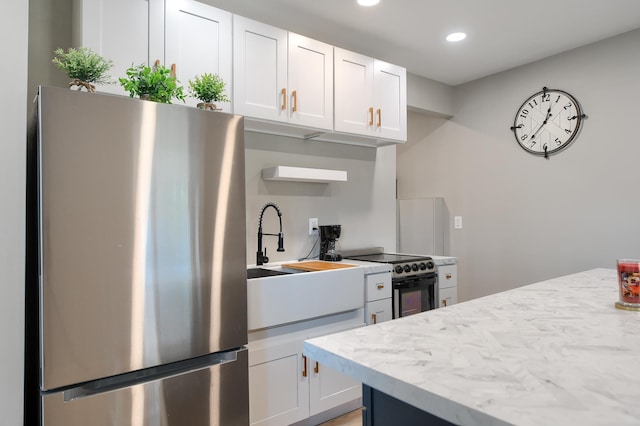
xmin=233 ymin=16 xmax=334 ymax=132
xmin=334 ymin=47 xmax=406 ymax=142
xmin=165 ymin=0 xmax=232 ymax=110
xmin=74 ymin=2 xmax=405 ymax=145
xmin=73 ymin=0 xmax=232 ymax=109
xmin=73 ymin=0 xmax=164 ymax=96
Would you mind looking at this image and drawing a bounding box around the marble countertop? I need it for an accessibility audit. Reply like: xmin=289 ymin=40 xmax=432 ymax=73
xmin=304 ymin=269 xmax=640 ymax=425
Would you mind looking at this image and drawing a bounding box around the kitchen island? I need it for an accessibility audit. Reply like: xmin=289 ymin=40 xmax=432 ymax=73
xmin=303 ymin=269 xmax=640 ymax=425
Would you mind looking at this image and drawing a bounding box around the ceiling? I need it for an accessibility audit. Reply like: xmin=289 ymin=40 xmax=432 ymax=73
xmin=204 ymin=0 xmax=640 ymax=86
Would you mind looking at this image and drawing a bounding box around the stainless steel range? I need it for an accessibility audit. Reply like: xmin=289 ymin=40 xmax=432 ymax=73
xmin=343 ymin=250 xmax=438 ymax=319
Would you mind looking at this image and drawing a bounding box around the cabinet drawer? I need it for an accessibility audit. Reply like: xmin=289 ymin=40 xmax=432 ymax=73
xmin=365 ymin=299 xmax=392 ymax=325
xmin=365 ymin=273 xmax=391 ymax=302
xmin=439 ymin=286 xmax=458 ymax=308
xmin=438 ymin=265 xmax=457 ymax=289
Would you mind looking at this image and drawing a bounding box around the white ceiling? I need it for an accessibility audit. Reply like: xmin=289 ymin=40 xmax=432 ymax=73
xmin=204 ymin=0 xmax=640 ymax=86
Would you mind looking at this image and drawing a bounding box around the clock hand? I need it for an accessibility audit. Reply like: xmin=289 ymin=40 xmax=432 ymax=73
xmin=529 ymin=103 xmax=554 ymax=143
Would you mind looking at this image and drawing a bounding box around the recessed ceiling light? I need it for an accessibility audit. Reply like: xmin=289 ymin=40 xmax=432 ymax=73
xmin=357 ymin=0 xmax=380 ymax=6
xmin=446 ymin=32 xmax=467 ymax=42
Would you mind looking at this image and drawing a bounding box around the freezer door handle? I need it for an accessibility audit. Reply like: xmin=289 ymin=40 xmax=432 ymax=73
xmin=62 ymin=350 xmax=241 ymax=402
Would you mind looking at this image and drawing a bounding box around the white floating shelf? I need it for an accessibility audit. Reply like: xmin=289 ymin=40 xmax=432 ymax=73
xmin=262 ymin=166 xmax=347 ymax=183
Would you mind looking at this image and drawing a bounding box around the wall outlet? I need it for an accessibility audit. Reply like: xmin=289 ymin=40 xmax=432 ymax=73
xmin=309 ymin=218 xmax=319 ymax=235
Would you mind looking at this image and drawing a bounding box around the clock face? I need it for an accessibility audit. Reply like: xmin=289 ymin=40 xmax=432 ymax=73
xmin=512 ymin=88 xmax=584 ymax=157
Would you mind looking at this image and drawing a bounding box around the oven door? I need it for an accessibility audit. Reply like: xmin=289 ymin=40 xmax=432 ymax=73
xmin=392 ymin=273 xmax=437 ymax=318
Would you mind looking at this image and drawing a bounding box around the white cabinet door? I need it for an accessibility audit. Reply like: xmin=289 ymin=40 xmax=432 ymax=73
xmin=165 ymin=0 xmax=232 ymax=110
xmin=365 ymin=299 xmax=392 ymax=325
xmin=233 ymin=15 xmax=288 ymax=121
xmin=334 ymin=47 xmax=374 ymax=136
xmin=334 ymin=47 xmax=406 ymax=141
xmin=287 ymin=33 xmax=333 ymax=130
xmin=373 ymin=59 xmax=407 ymax=141
xmin=73 ymin=0 xmax=164 ymax=96
xmin=309 ymin=359 xmax=361 ymax=416
xmin=249 ymin=339 xmax=308 ymax=426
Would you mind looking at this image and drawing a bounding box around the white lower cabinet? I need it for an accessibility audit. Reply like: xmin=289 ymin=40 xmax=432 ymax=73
xmin=438 ymin=264 xmax=458 ymax=307
xmin=364 ymin=272 xmax=392 ymax=325
xmin=249 ymin=338 xmax=308 ymax=425
xmin=248 ymin=310 xmax=363 ymax=426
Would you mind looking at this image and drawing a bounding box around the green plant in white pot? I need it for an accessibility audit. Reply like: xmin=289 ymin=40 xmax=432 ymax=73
xmin=52 ymin=47 xmax=113 ymax=92
xmin=119 ymin=63 xmax=185 ymax=104
xmin=188 ymin=73 xmax=230 ymax=110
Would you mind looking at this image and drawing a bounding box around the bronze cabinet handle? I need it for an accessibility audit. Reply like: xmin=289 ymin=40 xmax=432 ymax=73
xmin=446 ymin=273 xmax=452 ymax=279
xmin=302 ymin=354 xmax=307 ymax=377
xmin=376 ymin=283 xmax=384 ymax=290
xmin=292 ymin=90 xmax=297 ymax=112
xmin=282 ymin=88 xmax=287 ymax=110
xmin=376 ymin=108 xmax=381 ymax=127
xmin=442 ymin=299 xmax=447 ymax=307
xmin=372 ymin=313 xmax=377 ymax=324
xmin=368 ymin=107 xmax=374 ymax=126
xmin=314 ymin=361 xmax=319 ymax=374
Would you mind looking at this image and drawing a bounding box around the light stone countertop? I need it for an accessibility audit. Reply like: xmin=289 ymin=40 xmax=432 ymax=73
xmin=304 ymin=269 xmax=640 ymax=425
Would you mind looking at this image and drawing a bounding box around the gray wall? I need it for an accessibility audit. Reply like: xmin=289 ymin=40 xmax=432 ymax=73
xmin=398 ymin=29 xmax=640 ymax=302
xmin=244 ymin=132 xmax=397 ymax=264
xmin=1 ymin=1 xmax=28 ymax=424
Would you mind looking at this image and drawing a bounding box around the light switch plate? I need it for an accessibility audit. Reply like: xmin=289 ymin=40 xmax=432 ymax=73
xmin=454 ymin=216 xmax=463 ymax=229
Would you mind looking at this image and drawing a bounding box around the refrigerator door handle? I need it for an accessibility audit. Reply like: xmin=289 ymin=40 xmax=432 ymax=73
xmin=61 ymin=350 xmax=242 ymax=402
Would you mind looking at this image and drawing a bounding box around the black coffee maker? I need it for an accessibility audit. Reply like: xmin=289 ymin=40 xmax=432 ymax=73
xmin=319 ymin=225 xmax=342 ymax=261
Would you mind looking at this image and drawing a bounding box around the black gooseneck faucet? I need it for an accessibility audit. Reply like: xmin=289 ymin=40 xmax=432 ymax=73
xmin=256 ymin=202 xmax=284 ymax=265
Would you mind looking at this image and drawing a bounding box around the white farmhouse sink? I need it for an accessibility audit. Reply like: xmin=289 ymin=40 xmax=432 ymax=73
xmin=247 ymin=263 xmax=364 ymax=330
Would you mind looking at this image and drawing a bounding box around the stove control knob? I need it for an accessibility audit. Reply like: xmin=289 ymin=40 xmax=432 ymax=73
xmin=411 ymin=263 xmax=419 ymax=271
xmin=418 ymin=262 xmax=427 ymax=270
xmin=403 ymin=264 xmax=411 ymax=273
xmin=426 ymin=261 xmax=435 ymax=270
xmin=394 ymin=265 xmax=404 ymax=274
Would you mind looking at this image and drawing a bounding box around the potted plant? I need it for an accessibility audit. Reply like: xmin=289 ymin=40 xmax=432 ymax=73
xmin=52 ymin=47 xmax=113 ymax=92
xmin=119 ymin=63 xmax=185 ymax=104
xmin=188 ymin=73 xmax=230 ymax=110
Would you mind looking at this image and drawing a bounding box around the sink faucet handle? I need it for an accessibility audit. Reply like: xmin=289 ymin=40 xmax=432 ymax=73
xmin=277 ymin=232 xmax=285 ymax=252
xmin=262 ymin=247 xmax=269 ymax=264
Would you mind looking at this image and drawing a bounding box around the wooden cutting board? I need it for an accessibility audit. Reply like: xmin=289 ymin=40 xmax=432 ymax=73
xmin=282 ymin=261 xmax=357 ymax=272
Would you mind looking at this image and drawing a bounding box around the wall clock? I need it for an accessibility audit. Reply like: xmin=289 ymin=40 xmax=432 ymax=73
xmin=510 ymin=87 xmax=586 ymax=158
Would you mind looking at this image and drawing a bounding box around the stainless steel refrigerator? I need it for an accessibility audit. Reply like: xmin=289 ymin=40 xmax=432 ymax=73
xmin=25 ymin=86 xmax=249 ymax=425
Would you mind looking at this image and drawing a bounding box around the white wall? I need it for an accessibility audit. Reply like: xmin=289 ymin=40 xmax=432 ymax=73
xmin=1 ymin=1 xmax=28 ymax=425
xmin=407 ymin=73 xmax=453 ymax=117
xmin=244 ymin=132 xmax=397 ymax=264
xmin=398 ymin=29 xmax=640 ymax=302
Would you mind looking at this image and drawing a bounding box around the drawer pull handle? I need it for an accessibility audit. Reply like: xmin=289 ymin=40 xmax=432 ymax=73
xmin=376 ymin=284 xmax=384 ymax=289
xmin=302 ymin=354 xmax=307 ymax=377
xmin=446 ymin=273 xmax=452 ymax=279
xmin=372 ymin=313 xmax=377 ymax=324
xmin=442 ymin=299 xmax=447 ymax=307
xmin=281 ymin=88 xmax=287 ymax=110
xmin=376 ymin=108 xmax=381 ymax=127
xmin=368 ymin=107 xmax=374 ymax=126
xmin=314 ymin=361 xmax=319 ymax=374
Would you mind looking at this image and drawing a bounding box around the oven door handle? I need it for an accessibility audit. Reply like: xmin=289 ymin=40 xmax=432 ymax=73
xmin=393 ymin=277 xmax=436 ymax=289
